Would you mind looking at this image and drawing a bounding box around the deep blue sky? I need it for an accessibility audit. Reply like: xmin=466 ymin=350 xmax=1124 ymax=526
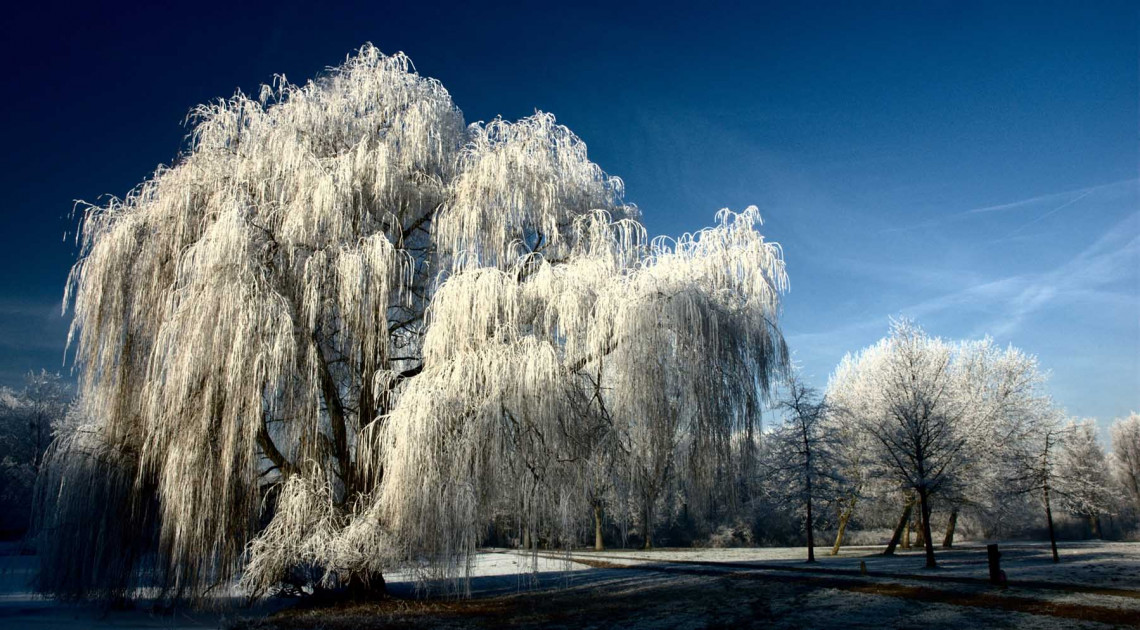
xmin=1 ymin=1 xmax=1136 ymax=428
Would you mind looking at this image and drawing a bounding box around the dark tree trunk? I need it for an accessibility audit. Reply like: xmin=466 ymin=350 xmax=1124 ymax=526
xmin=317 ymin=349 xmax=352 ymax=500
xmin=1044 ymin=483 xmax=1059 ymax=563
xmin=343 ymin=571 xmax=387 ymax=601
xmin=914 ymin=514 xmax=925 ymax=548
xmin=918 ymin=488 xmax=937 ymax=569
xmin=884 ymin=495 xmax=915 ymax=556
xmin=1090 ymin=514 xmax=1102 ymax=539
xmin=805 ymin=497 xmax=816 ymax=563
xmin=802 ymin=425 xmax=816 ymax=563
xmin=942 ymin=508 xmax=959 ymax=548
xmin=902 ymin=520 xmax=912 ymax=550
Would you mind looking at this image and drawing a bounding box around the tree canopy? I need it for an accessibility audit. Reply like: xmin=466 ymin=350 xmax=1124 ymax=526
xmin=40 ymin=44 xmax=789 ymax=600
xmin=826 ymin=320 xmax=1054 ymax=567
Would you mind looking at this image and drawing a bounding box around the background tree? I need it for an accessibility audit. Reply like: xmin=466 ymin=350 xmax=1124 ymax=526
xmin=40 ymin=45 xmax=789 ymax=601
xmin=820 ymin=399 xmax=876 ymax=556
xmin=826 ymin=344 xmax=895 ymax=555
xmin=0 ymin=371 xmax=70 ymax=539
xmin=826 ymin=322 xmax=1059 ymax=561
xmin=940 ymin=339 xmax=1052 ymax=548
xmin=626 ymin=407 xmax=679 ymax=550
xmin=827 ymin=320 xmax=969 ymax=568
xmin=765 ymin=376 xmax=836 ymax=562
xmin=1055 ymin=419 xmax=1115 ymax=538
xmin=1109 ymin=413 xmax=1140 ymax=520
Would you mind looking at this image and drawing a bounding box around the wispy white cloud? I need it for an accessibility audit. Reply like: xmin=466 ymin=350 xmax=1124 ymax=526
xmin=1001 ymin=188 xmax=1094 ymax=235
xmin=884 ymin=178 xmax=1138 ymax=234
xmin=964 ymin=179 xmax=1133 ymax=215
xmin=904 ymin=211 xmax=1139 ymax=338
xmin=816 ymin=256 xmax=983 ymax=289
xmin=989 ymin=214 xmax=1140 ymax=335
xmin=788 ymin=210 xmax=1140 ymax=364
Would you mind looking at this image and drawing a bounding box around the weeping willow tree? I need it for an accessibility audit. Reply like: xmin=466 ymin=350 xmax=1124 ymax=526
xmin=38 ymin=44 xmax=789 ymax=601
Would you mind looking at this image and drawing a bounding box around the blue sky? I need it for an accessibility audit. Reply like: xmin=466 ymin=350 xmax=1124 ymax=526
xmin=0 ymin=1 xmax=1136 ymax=428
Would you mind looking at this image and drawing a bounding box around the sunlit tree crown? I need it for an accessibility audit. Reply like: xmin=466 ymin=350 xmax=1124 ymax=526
xmin=43 ymin=44 xmax=789 ymax=599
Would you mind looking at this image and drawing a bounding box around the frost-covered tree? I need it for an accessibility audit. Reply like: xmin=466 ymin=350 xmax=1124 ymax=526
xmin=39 ymin=45 xmax=789 ymax=601
xmin=765 ymin=377 xmax=836 ymax=562
xmin=820 ymin=396 xmax=876 ymax=556
xmin=1003 ymin=409 xmax=1067 ymax=561
xmin=1055 ymin=419 xmax=1115 ymax=538
xmin=826 ymin=320 xmax=970 ymax=568
xmin=827 ymin=322 xmax=1058 ymax=560
xmin=941 ymin=339 xmax=1052 ymax=547
xmin=0 ymin=371 xmax=70 ymax=538
xmin=1109 ymin=413 xmax=1140 ymax=518
xmin=827 ymin=339 xmax=909 ymax=555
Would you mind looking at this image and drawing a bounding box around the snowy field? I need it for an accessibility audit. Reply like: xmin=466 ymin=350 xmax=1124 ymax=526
xmin=0 ymin=548 xmax=582 ymax=629
xmin=568 ymin=540 xmax=1140 ymax=588
xmin=2 ymin=542 xmax=1138 ymax=628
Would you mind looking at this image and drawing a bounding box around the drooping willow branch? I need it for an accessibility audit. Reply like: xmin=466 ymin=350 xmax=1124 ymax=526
xmin=40 ymin=44 xmax=789 ymax=601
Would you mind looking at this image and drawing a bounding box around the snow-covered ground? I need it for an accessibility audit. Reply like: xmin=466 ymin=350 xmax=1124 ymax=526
xmin=238 ymin=542 xmax=1140 ymax=629
xmin=556 ymin=541 xmax=1140 ymax=627
xmin=2 ymin=541 xmax=1138 ymax=628
xmin=0 ymin=547 xmax=584 ymax=629
xmin=568 ymin=540 xmax=1140 ymax=589
xmin=378 ymin=549 xmax=592 ymax=598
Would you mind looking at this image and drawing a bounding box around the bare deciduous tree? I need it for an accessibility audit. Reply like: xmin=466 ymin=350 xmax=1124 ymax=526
xmin=999 ymin=403 xmax=1068 ymax=562
xmin=767 ymin=377 xmax=836 ymax=562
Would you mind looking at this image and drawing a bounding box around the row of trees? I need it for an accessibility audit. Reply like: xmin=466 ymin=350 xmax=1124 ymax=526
xmin=9 ymin=344 xmax=1132 ymax=567
xmin=765 ymin=320 xmax=1139 ymax=569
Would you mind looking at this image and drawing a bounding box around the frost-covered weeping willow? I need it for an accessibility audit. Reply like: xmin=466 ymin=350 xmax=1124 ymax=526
xmin=39 ymin=44 xmax=788 ymax=600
